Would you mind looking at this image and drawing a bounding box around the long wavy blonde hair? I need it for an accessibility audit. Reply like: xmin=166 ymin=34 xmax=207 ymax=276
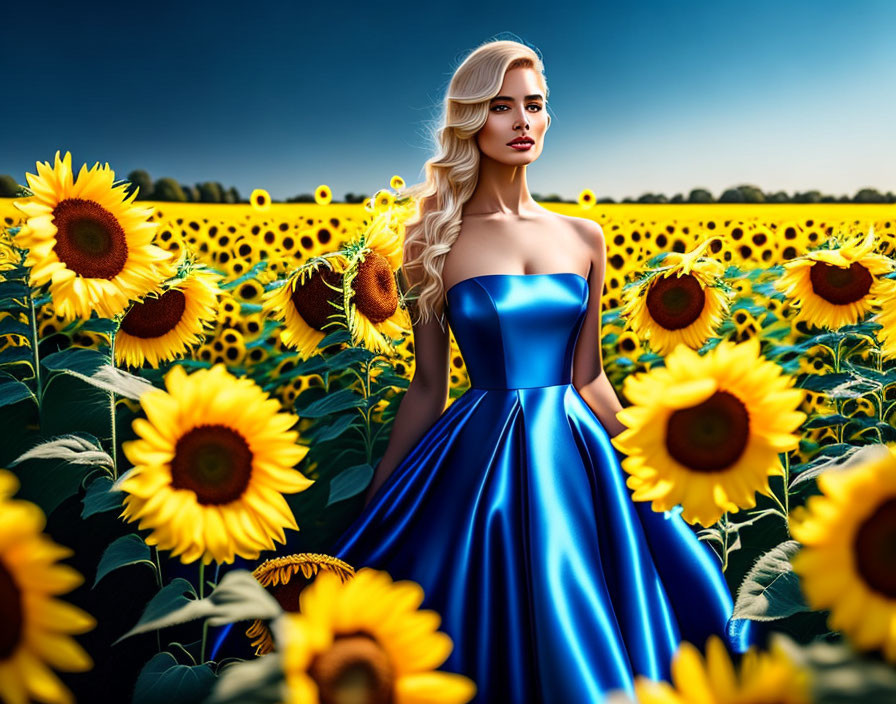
xmin=397 ymin=39 xmax=551 ymax=329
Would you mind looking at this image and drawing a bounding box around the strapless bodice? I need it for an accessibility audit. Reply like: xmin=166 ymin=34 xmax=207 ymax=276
xmin=445 ymin=272 xmax=588 ymax=390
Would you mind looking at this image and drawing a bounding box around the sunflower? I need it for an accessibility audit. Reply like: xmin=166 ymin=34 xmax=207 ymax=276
xmin=0 ymin=469 xmax=95 ymax=704
xmin=774 ymin=225 xmax=896 ymax=330
xmin=870 ymin=287 xmax=896 ymax=361
xmin=390 ymin=175 xmax=405 ymax=191
xmin=789 ymin=442 xmax=896 ymax=663
xmin=610 ymin=337 xmax=806 ymax=527
xmin=578 ymin=188 xmax=596 ymax=209
xmin=620 ymin=237 xmax=732 ymax=355
xmin=631 ymin=634 xmax=811 ymax=704
xmin=315 ymin=185 xmax=332 ymax=205
xmin=115 ymin=266 xmax=221 ymax=368
xmin=281 ymin=568 xmax=476 ymax=704
xmin=344 ymin=215 xmax=411 ymax=357
xmin=250 ymin=188 xmax=271 ymax=212
xmin=245 ymin=553 xmax=355 ymax=655
xmin=117 ymin=363 xmax=314 ymax=565
xmin=262 ymin=256 xmax=350 ymax=359
xmin=12 ymin=151 xmax=174 ymax=321
xmin=373 ymin=189 xmax=395 ymax=211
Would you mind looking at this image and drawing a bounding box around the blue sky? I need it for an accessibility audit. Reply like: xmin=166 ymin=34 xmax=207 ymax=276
xmin=2 ymin=0 xmax=893 ymax=201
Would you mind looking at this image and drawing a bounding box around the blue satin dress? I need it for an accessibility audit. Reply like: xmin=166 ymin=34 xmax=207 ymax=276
xmin=327 ymin=272 xmax=754 ymax=702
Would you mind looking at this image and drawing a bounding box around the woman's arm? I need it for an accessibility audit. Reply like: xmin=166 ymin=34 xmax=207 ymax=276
xmin=571 ymin=220 xmax=627 ymax=438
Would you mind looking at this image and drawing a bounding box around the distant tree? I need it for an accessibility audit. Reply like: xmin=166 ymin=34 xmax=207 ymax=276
xmin=688 ymin=188 xmax=714 ymax=203
xmin=125 ymin=170 xmax=153 ymax=200
xmin=226 ymin=186 xmax=241 ymax=203
xmin=597 ymin=197 xmax=616 ymax=203
xmin=637 ymin=192 xmax=669 ymax=204
xmin=0 ymin=174 xmax=21 ymax=197
xmin=766 ymin=190 xmax=790 ymax=203
xmin=737 ymin=185 xmax=765 ymax=203
xmin=671 ymin=193 xmax=684 ymax=203
xmin=719 ymin=188 xmax=744 ymax=203
xmin=289 ymin=193 xmax=317 ymax=203
xmin=153 ymin=178 xmax=187 ymax=202
xmin=793 ymin=190 xmax=822 ymax=203
xmin=886 ymin=191 xmax=896 ymax=203
xmin=342 ymin=192 xmax=369 ymax=203
xmin=197 ymin=182 xmax=224 ymax=203
xmin=542 ymin=193 xmax=564 ymax=202
xmin=854 ymin=188 xmax=885 ymax=203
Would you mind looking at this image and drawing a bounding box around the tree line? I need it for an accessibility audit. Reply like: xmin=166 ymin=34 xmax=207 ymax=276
xmin=0 ymin=171 xmax=893 ymax=204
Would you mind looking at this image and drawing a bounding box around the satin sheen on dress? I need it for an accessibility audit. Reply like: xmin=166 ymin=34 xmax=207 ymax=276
xmin=326 ymin=272 xmax=754 ymax=703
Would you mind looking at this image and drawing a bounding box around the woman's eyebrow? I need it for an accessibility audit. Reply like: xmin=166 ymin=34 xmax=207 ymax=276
xmin=490 ymin=94 xmax=545 ymax=102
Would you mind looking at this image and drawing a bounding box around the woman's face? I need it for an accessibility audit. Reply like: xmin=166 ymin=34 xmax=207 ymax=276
xmin=475 ymin=66 xmax=549 ymax=165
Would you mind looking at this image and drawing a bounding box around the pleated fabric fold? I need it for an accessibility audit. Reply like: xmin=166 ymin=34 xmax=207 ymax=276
xmin=327 ymin=381 xmax=755 ymax=703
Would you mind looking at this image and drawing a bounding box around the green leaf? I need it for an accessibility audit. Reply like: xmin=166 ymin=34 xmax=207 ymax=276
xmin=133 ymin=652 xmax=216 ymax=704
xmin=94 ymin=534 xmax=154 ymax=588
xmin=115 ymin=578 xmax=197 ymax=645
xmin=0 ymin=380 xmax=35 ymax=408
xmin=81 ymin=476 xmax=124 ymax=518
xmin=309 ymin=413 xmax=358 ymax=443
xmin=115 ymin=571 xmax=281 ymax=644
xmin=10 ymin=433 xmax=113 ymax=471
xmin=204 ymin=650 xmax=283 ymax=704
xmin=294 ymin=387 xmax=363 ymax=418
xmin=327 ymin=464 xmax=374 ymax=505
xmin=732 ymin=540 xmax=810 ymax=621
xmin=41 ymin=347 xmax=155 ymax=399
xmin=316 ymin=328 xmax=352 ymax=348
xmin=324 ymin=346 xmax=375 ymax=369
xmin=41 ymin=347 xmax=107 ymax=376
xmin=0 ymin=345 xmax=33 ymax=368
xmin=804 ymin=414 xmax=850 ymax=429
xmin=0 ymin=317 xmax=30 ymax=338
xmin=0 ymin=280 xmax=29 ymax=300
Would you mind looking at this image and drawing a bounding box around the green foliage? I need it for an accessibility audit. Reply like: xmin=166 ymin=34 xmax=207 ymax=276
xmin=132 ymin=652 xmax=216 ymax=704
xmin=94 ymin=534 xmax=154 ymax=588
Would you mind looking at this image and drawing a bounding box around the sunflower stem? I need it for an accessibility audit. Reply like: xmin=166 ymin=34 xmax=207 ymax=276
xmin=834 ymin=337 xmax=844 ymax=445
xmin=199 ymin=561 xmax=208 ymax=664
xmin=27 ymin=284 xmax=42 ymax=402
xmin=150 ymin=546 xmax=162 ymax=653
xmin=109 ymin=326 xmax=119 ymax=480
xmin=720 ymin=512 xmax=729 ymax=573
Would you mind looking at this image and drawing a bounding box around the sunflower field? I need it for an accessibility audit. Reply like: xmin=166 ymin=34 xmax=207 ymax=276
xmin=2 ymin=150 xmax=896 ymax=703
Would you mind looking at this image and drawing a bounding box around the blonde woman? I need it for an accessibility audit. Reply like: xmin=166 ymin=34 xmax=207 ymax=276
xmin=328 ymin=38 xmax=756 ymax=702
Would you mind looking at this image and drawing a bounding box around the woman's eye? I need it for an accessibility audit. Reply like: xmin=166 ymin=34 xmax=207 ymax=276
xmin=491 ymin=104 xmax=542 ymax=111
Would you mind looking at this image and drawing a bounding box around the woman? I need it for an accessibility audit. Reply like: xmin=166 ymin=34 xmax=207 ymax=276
xmin=327 ymin=39 xmax=756 ymax=702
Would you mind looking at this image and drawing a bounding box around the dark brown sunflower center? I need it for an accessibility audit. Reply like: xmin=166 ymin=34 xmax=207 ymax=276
xmin=255 ymin=194 xmax=266 ymax=205
xmin=170 ymin=425 xmax=253 ymax=505
xmin=120 ymin=289 xmax=187 ymax=338
xmin=645 ymin=272 xmax=706 ymax=330
xmin=665 ymin=390 xmax=750 ymax=472
xmin=268 ymin=571 xmax=308 ymax=612
xmin=809 ymin=261 xmax=873 ymax=305
xmin=52 ymin=198 xmax=129 ymax=279
xmin=351 ymin=254 xmax=398 ymax=325
xmin=854 ymin=495 xmax=896 ymax=598
xmin=307 ymin=631 xmax=395 ymax=704
xmin=291 ymin=268 xmax=344 ymax=332
xmin=0 ymin=558 xmax=23 ymax=659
